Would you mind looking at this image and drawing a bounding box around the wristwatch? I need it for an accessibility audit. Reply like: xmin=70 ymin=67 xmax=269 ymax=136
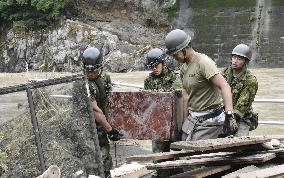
xmin=225 ymin=110 xmax=234 ymax=117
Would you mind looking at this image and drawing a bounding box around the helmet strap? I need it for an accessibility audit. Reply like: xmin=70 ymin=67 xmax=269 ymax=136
xmin=182 ymin=48 xmax=187 ymax=62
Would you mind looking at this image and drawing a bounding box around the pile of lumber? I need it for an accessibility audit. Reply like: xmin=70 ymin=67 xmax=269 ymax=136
xmin=121 ymin=136 xmax=284 ymax=178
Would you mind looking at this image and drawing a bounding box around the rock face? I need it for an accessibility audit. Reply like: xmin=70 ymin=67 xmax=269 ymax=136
xmin=0 ymin=20 xmax=149 ymax=73
xmin=0 ymin=0 xmax=176 ymax=73
xmin=0 ymin=0 xmax=284 ymax=72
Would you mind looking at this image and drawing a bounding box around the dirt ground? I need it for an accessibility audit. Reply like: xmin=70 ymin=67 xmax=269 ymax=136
xmin=0 ymin=69 xmax=284 ymax=167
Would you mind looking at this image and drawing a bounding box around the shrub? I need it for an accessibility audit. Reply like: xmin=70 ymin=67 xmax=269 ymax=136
xmin=0 ymin=0 xmax=66 ymax=30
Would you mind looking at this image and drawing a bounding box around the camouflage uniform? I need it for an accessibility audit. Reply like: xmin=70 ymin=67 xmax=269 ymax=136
xmin=144 ymin=67 xmax=181 ymax=92
xmin=144 ymin=66 xmax=181 ymax=178
xmin=222 ymin=67 xmax=258 ymax=136
xmin=88 ymin=71 xmax=113 ymax=178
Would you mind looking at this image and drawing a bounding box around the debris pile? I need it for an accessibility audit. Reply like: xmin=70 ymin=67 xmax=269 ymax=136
xmin=120 ymin=136 xmax=284 ymax=178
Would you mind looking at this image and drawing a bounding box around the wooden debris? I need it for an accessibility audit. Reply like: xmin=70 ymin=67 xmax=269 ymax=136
xmin=267 ymin=148 xmax=284 ymax=154
xmin=127 ymin=150 xmax=241 ymax=163
xmin=170 ymin=136 xmax=271 ymax=151
xmin=110 ymin=162 xmax=153 ymax=178
xmin=146 ymin=152 xmax=275 ymax=170
xmin=189 ymin=152 xmax=235 ymax=159
xmin=127 ymin=142 xmax=283 ymax=163
xmin=222 ymin=164 xmax=284 ymax=178
xmin=222 ymin=165 xmax=259 ymax=178
xmin=123 ymin=136 xmax=284 ymax=177
xmin=169 ymin=165 xmax=231 ymax=178
xmin=36 ymin=165 xmax=60 ymax=178
xmin=126 ymin=150 xmax=195 ymax=162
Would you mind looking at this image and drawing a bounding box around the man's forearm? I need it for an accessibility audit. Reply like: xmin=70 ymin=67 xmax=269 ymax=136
xmin=91 ymin=101 xmax=112 ymax=132
xmin=93 ymin=111 xmax=112 ymax=132
xmin=182 ymin=89 xmax=189 ymax=120
xmin=221 ymin=84 xmax=233 ymax=112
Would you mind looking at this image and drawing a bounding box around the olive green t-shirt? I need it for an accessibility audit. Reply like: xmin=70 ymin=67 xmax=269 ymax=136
xmin=180 ymin=52 xmax=223 ymax=111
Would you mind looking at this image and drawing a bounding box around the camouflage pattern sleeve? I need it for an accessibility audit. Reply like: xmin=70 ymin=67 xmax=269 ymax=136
xmin=101 ymin=72 xmax=112 ymax=97
xmin=144 ymin=76 xmax=152 ymax=90
xmin=180 ymin=66 xmax=185 ymax=81
xmin=234 ymin=75 xmax=258 ymax=118
xmin=143 ymin=68 xmax=181 ymax=92
xmin=88 ymin=81 xmax=97 ymax=101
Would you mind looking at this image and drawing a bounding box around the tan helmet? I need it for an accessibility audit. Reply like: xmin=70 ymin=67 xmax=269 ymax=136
xmin=232 ymin=44 xmax=251 ymax=61
xmin=165 ymin=29 xmax=191 ymax=55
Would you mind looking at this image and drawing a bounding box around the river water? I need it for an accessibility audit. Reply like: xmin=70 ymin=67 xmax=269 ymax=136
xmin=109 ymin=68 xmax=284 ymax=136
xmin=0 ymin=69 xmax=283 ymax=135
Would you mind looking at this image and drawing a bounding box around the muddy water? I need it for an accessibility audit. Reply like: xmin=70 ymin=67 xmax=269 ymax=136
xmin=109 ymin=68 xmax=284 ymax=136
xmin=0 ymin=69 xmax=283 ymax=136
xmin=0 ymin=69 xmax=283 ymax=167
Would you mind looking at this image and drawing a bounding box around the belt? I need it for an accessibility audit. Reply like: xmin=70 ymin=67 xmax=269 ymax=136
xmin=198 ymin=107 xmax=224 ymax=120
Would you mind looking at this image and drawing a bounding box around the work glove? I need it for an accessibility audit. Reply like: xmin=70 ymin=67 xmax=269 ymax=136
xmin=107 ymin=128 xmax=123 ymax=141
xmin=223 ymin=111 xmax=238 ymax=136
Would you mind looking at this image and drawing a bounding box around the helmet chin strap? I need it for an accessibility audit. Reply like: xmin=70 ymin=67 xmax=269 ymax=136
xmin=182 ymin=48 xmax=187 ymax=63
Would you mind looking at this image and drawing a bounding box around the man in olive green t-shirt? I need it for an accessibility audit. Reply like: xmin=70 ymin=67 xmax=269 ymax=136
xmin=165 ymin=29 xmax=238 ymax=141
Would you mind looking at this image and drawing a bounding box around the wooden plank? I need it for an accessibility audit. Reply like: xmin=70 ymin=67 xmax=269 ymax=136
xmin=222 ymin=164 xmax=284 ymax=178
xmin=110 ymin=162 xmax=154 ymax=178
xmin=170 ymin=136 xmax=271 ymax=151
xmin=126 ymin=150 xmax=195 ymax=162
xmin=189 ymin=152 xmax=235 ymax=159
xmin=267 ymin=148 xmax=284 ymax=154
xmin=36 ymin=165 xmax=60 ymax=178
xmin=145 ymin=152 xmax=276 ymax=170
xmin=222 ymin=165 xmax=259 ymax=178
xmin=126 ymin=143 xmax=265 ymax=162
xmin=169 ymin=165 xmax=231 ymax=178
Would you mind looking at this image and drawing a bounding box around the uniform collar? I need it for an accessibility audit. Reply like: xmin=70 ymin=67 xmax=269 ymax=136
xmin=230 ymin=66 xmax=248 ymax=81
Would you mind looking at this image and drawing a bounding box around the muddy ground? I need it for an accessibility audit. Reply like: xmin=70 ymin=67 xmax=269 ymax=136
xmin=0 ymin=69 xmax=284 ymax=167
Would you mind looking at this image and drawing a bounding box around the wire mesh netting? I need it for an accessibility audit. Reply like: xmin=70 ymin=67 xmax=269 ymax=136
xmin=0 ymin=80 xmax=103 ymax=177
xmin=0 ymin=91 xmax=39 ymax=177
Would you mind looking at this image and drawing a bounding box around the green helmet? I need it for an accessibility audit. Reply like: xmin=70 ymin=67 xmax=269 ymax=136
xmin=165 ymin=29 xmax=191 ymax=55
xmin=146 ymin=48 xmax=166 ymax=68
xmin=232 ymin=44 xmax=251 ymax=61
xmin=82 ymin=47 xmax=103 ymax=71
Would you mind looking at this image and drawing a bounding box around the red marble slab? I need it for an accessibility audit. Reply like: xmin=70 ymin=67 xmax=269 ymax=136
xmin=107 ymin=91 xmax=176 ymax=140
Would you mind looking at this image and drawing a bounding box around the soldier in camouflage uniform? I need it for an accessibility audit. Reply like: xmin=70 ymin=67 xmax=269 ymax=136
xmin=144 ymin=48 xmax=181 ymax=178
xmin=144 ymin=48 xmax=180 ymax=92
xmin=222 ymin=44 xmax=258 ymax=136
xmin=83 ymin=47 xmax=123 ymax=178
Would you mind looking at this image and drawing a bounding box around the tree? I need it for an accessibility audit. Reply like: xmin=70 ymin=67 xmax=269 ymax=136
xmin=0 ymin=0 xmax=65 ymax=29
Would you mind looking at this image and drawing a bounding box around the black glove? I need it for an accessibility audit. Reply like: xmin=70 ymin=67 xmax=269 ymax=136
xmin=107 ymin=128 xmax=123 ymax=141
xmin=223 ymin=111 xmax=238 ymax=136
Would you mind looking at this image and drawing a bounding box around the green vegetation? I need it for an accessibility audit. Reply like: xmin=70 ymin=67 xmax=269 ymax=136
xmin=0 ymin=0 xmax=66 ymax=30
xmin=165 ymin=2 xmax=178 ymax=20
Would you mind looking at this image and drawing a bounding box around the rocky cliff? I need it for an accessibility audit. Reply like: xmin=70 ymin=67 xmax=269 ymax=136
xmin=0 ymin=0 xmax=284 ymax=73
